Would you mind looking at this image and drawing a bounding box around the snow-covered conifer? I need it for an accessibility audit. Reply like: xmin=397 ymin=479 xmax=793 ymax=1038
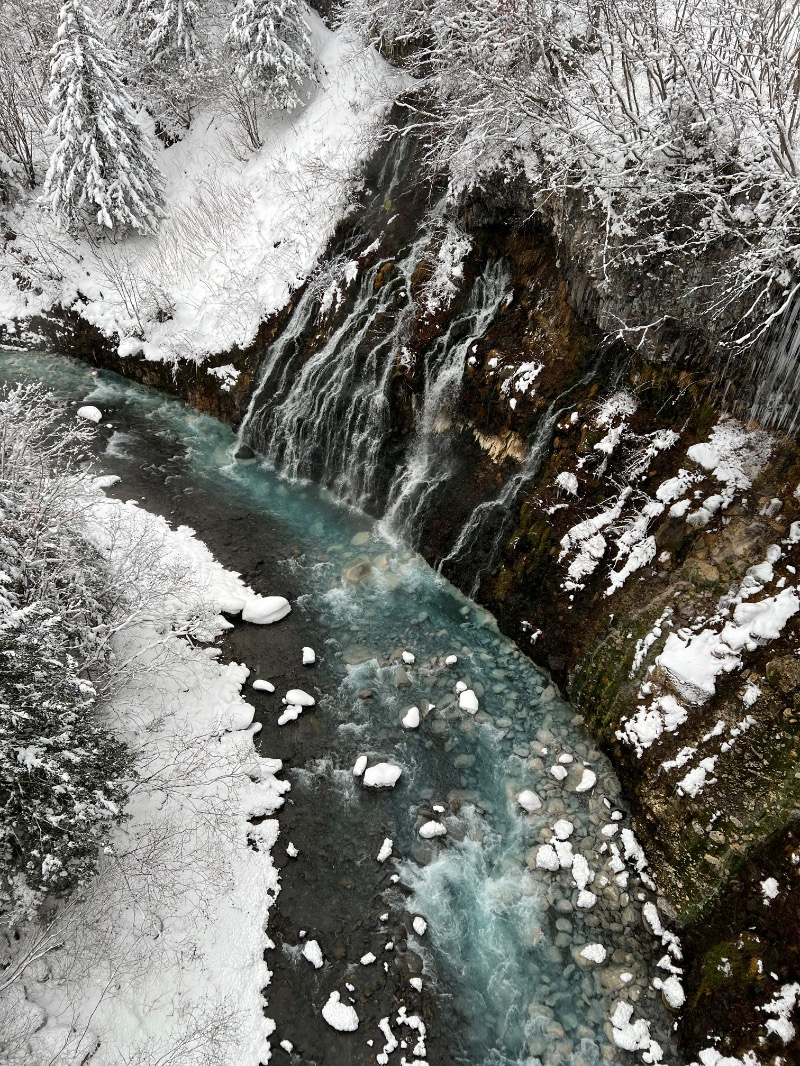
xmin=109 ymin=0 xmax=158 ymax=42
xmin=227 ymin=0 xmax=316 ymax=112
xmin=147 ymin=0 xmax=201 ymax=66
xmin=43 ymin=0 xmax=165 ymax=234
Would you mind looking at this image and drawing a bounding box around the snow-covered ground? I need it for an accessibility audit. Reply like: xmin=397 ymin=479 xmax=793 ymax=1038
xmin=0 ymin=14 xmax=400 ymax=367
xmin=2 ymin=488 xmax=291 ymax=1065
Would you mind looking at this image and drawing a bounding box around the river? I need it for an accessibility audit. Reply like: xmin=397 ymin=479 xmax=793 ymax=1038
xmin=0 ymin=348 xmax=681 ymax=1066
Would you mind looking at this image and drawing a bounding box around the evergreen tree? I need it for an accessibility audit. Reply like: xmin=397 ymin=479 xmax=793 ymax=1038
xmin=0 ymin=606 xmax=131 ymax=920
xmin=147 ymin=0 xmax=201 ymax=67
xmin=43 ymin=0 xmax=165 ymax=234
xmin=109 ymin=0 xmax=158 ymax=44
xmin=227 ymin=0 xmax=316 ymax=113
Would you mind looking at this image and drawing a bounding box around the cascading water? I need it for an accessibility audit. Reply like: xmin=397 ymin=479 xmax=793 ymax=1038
xmin=748 ymin=289 xmax=800 ymax=433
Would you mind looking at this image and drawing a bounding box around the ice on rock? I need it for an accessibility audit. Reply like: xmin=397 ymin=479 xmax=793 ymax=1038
xmin=412 ymin=916 xmax=427 ymax=936
xmin=353 ymin=755 xmax=368 ymax=777
xmin=241 ymin=595 xmax=291 ymax=624
xmin=576 ymin=890 xmax=597 ymax=909
xmin=455 ymin=681 xmax=467 ymax=694
xmin=286 ymin=842 xmax=298 ymax=858
xmin=553 ymin=819 xmax=574 ymax=840
xmin=550 ymin=765 xmax=568 ymax=781
xmin=363 ymin=763 xmax=402 ymax=788
xmin=409 ymin=977 xmax=423 ymax=992
xmin=402 ymin=651 xmax=416 ymax=664
xmin=654 ymin=974 xmax=685 ymax=1009
xmin=322 ymin=991 xmax=359 ymax=1032
xmin=579 ymin=943 xmax=607 ymax=964
xmin=557 ymin=753 xmax=574 ymax=764
xmin=517 ymin=789 xmax=542 ymax=812
xmin=284 ymin=688 xmax=316 ymax=707
xmin=302 ymin=939 xmax=324 ymax=968
xmin=280 ymin=1040 xmax=293 ymax=1053
xmin=361 ymin=952 xmax=376 ymax=965
xmin=459 ymin=688 xmax=479 ymax=714
xmin=252 ymin=679 xmax=275 ymax=692
xmin=77 ymin=405 xmax=102 ymax=422
xmin=575 ymin=768 xmax=597 ymax=792
xmin=377 ymin=838 xmax=393 ymax=863
xmin=302 ymin=646 xmax=316 ymax=665
xmin=554 ymin=840 xmax=574 ymax=868
xmin=445 ymin=654 xmax=458 ymax=665
xmin=402 ymin=706 xmax=421 ymax=729
xmin=419 ymin=820 xmax=447 ymax=839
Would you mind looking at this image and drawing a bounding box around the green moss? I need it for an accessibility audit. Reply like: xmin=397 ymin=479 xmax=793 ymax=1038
xmin=695 ymin=933 xmax=765 ymax=1005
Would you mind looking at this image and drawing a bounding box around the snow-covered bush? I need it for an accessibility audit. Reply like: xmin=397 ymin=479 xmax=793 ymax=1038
xmin=343 ymin=0 xmax=800 ymax=347
xmin=43 ymin=0 xmax=165 ymax=234
xmin=0 ymin=384 xmax=131 ymax=922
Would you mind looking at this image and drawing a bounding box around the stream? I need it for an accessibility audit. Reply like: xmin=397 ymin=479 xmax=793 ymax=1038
xmin=0 ymin=348 xmax=682 ymax=1066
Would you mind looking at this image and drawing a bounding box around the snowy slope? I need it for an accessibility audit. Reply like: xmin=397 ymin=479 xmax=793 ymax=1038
xmin=3 ymin=491 xmax=290 ymax=1066
xmin=0 ymin=14 xmax=401 ymax=366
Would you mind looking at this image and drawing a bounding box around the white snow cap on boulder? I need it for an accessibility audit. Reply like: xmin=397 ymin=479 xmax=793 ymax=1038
xmin=419 ymin=820 xmax=447 ymax=839
xmin=284 ymin=689 xmax=316 ymax=707
xmin=363 ymin=763 xmax=402 ymax=788
xmin=353 ymin=755 xmax=368 ymax=777
xmin=302 ymin=646 xmax=316 ymax=665
xmin=321 ymin=991 xmax=359 ymax=1031
xmin=459 ymin=688 xmax=479 ymax=714
xmin=77 ymin=405 xmax=102 ymax=423
xmin=517 ymin=790 xmax=542 ymax=812
xmin=241 ymin=595 xmax=291 ymax=624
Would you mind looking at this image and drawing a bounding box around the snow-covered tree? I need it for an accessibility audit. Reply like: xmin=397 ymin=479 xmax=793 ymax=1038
xmin=43 ymin=0 xmax=165 ymax=234
xmin=227 ymin=0 xmax=316 ymax=112
xmin=147 ymin=0 xmax=201 ymax=66
xmin=109 ymin=0 xmax=158 ymax=43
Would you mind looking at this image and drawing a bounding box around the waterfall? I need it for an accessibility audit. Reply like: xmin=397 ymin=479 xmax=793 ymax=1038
xmin=748 ymin=288 xmax=800 ymax=433
xmin=382 ymin=258 xmax=512 ymax=542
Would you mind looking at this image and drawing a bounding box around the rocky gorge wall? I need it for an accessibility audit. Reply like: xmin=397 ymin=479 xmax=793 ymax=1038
xmin=4 ymin=142 xmax=800 ymax=1064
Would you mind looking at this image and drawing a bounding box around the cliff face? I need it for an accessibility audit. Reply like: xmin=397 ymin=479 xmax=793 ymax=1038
xmin=5 ymin=160 xmax=800 ymax=1064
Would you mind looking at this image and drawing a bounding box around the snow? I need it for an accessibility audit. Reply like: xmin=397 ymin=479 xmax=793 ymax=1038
xmin=579 ymin=943 xmax=607 ymax=963
xmin=760 ymin=982 xmax=800 ymax=1043
xmin=517 ymin=789 xmax=542 ymax=812
xmin=654 ymin=974 xmax=685 ymax=1009
xmin=377 ymin=838 xmax=393 ymax=863
xmin=1 ymin=16 xmax=403 ymax=368
xmin=609 ymin=1002 xmax=652 ymax=1052
xmin=302 ymin=646 xmax=316 ymax=665
xmin=412 ymin=917 xmax=427 ymax=936
xmin=553 ymin=819 xmax=574 ymax=840
xmin=402 ymin=706 xmax=421 ymax=729
xmin=677 ymin=756 xmax=718 ymax=797
xmin=253 ymin=679 xmax=275 ymax=692
xmin=286 ymin=842 xmax=298 ymax=858
xmin=242 ymin=595 xmax=291 ymax=624
xmin=352 ymin=755 xmax=368 ymax=777
xmin=575 ymin=768 xmax=597 ymax=792
xmin=418 ymin=821 xmax=447 ymax=839
xmin=76 ymin=404 xmax=102 ymax=422
xmin=444 ymin=654 xmax=458 ymax=665
xmin=555 ymin=471 xmax=579 ymax=496
xmin=284 ymin=688 xmax=316 ymax=706
xmin=277 ymin=704 xmax=303 ymax=726
xmin=761 ymin=877 xmax=779 ymax=904
xmin=402 ymin=650 xmax=416 ymax=664
xmin=409 ymin=977 xmax=423 ymax=992
xmin=321 ymin=991 xmax=359 ymax=1032
xmin=302 ymin=940 xmax=324 ymax=969
xmin=13 ymin=488 xmax=291 ymax=1065
xmin=361 ymin=952 xmax=376 ymax=965
xmin=458 ymin=688 xmax=479 ymax=714
xmin=550 ymin=765 xmax=568 ymax=781
xmin=363 ymin=763 xmax=402 ymax=788
xmin=535 ymin=844 xmax=560 ymax=871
